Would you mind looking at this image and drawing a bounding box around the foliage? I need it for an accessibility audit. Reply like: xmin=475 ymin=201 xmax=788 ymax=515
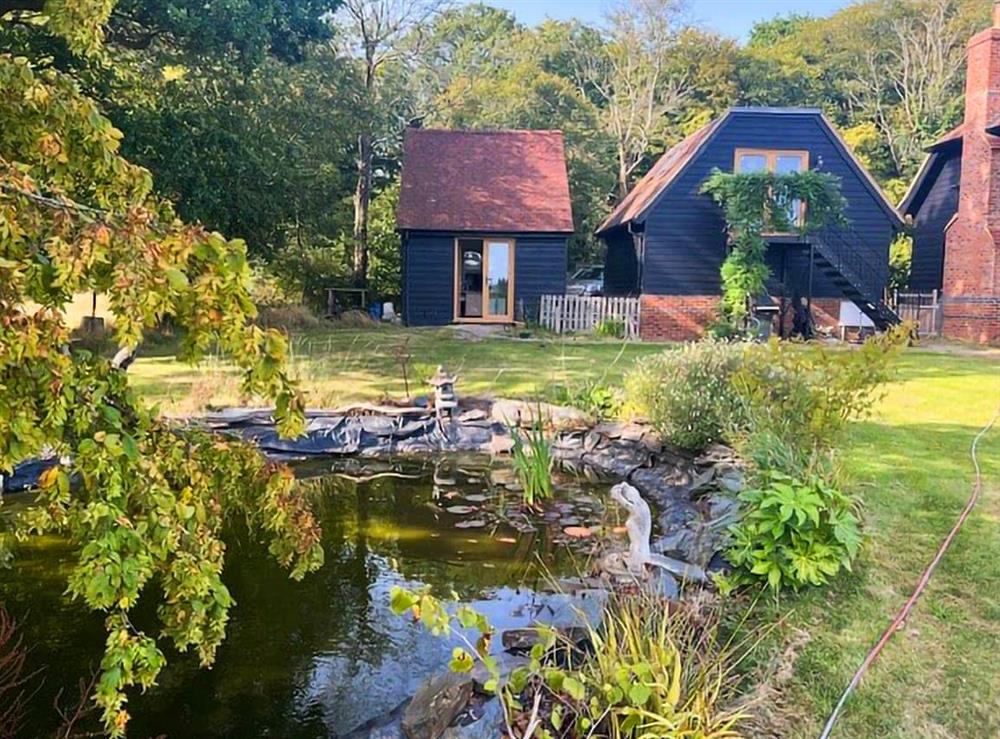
xmin=624 ymin=341 xmax=744 ymax=451
xmin=509 ymin=419 xmax=554 ymax=509
xmin=547 ymin=379 xmax=624 ymax=422
xmin=700 ymin=169 xmax=847 ymax=324
xmin=594 ymin=316 xmax=627 ymax=339
xmin=0 ymin=5 xmax=321 ymax=735
xmin=390 ymin=586 xmax=751 ymax=738
xmin=366 ymin=180 xmax=402 ymax=299
xmin=888 ymin=233 xmax=913 ymax=291
xmin=726 ymin=327 xmax=909 ymax=470
xmin=722 ymin=471 xmax=862 ymax=593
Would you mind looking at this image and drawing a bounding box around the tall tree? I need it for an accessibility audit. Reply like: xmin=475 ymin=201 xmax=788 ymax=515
xmin=331 ymin=0 xmax=446 ymax=288
xmin=573 ymin=0 xmax=691 ymax=197
xmin=0 ymin=2 xmax=320 ymax=735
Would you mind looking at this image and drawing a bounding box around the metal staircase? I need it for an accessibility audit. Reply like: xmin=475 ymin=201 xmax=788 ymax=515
xmin=809 ymin=224 xmax=900 ymax=330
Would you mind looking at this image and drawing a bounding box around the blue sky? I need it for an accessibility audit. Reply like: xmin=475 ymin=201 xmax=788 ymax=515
xmin=482 ymin=0 xmax=852 ymax=39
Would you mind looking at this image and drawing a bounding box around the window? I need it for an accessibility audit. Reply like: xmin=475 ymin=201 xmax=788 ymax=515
xmin=734 ymin=149 xmax=809 ymax=231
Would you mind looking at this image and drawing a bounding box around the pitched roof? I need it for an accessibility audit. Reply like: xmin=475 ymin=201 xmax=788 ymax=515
xmin=596 ymin=117 xmax=723 ymax=234
xmin=596 ymin=107 xmax=904 ymax=235
xmin=927 ymin=123 xmax=965 ymax=151
xmin=397 ymin=128 xmax=574 ymax=234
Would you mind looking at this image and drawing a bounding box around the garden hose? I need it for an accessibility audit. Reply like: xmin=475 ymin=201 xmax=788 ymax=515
xmin=818 ymin=404 xmax=1000 ymax=739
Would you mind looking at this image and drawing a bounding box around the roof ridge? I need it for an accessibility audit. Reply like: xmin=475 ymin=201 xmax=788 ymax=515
xmin=407 ymin=127 xmax=564 ymax=136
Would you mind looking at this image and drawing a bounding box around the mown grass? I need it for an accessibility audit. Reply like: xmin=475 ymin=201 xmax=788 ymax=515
xmin=130 ymin=327 xmax=1000 ymax=737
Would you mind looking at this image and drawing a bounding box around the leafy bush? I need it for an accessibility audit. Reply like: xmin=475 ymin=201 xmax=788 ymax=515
xmin=546 ymin=379 xmax=624 ymax=421
xmin=594 ymin=316 xmax=627 ymax=339
xmin=509 ymin=419 xmax=554 ymax=508
xmin=623 ymin=340 xmax=744 ymax=450
xmin=722 ymin=470 xmax=862 ymax=592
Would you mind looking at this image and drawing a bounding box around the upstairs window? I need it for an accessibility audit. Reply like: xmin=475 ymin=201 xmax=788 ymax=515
xmin=734 ymin=149 xmax=809 ymax=231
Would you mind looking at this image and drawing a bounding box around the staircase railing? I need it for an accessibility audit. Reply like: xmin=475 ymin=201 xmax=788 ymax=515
xmin=811 ymin=222 xmax=900 ymax=325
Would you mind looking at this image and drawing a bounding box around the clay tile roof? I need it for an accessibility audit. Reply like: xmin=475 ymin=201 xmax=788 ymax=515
xmin=596 ymin=117 xmax=723 ymax=234
xmin=397 ymin=128 xmax=574 ymax=234
xmin=927 ymin=123 xmax=965 ymax=151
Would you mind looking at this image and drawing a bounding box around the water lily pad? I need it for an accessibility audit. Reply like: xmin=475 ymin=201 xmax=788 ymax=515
xmin=455 ymin=519 xmax=487 ymax=529
xmin=497 ymin=536 xmax=517 ymax=544
xmin=463 ymin=494 xmax=489 ymax=503
xmin=446 ymin=506 xmax=477 ymax=515
xmin=563 ymin=526 xmax=593 ymax=538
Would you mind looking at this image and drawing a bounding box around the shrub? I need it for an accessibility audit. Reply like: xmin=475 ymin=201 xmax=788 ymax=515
xmin=722 ymin=470 xmax=862 ymax=592
xmin=546 ymin=379 xmax=624 ymax=421
xmin=594 ymin=316 xmax=627 ymax=339
xmin=255 ymin=304 xmax=324 ymax=331
xmin=623 ymin=340 xmax=745 ymax=450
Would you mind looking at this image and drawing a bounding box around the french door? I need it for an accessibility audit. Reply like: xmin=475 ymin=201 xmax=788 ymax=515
xmin=454 ymin=237 xmax=515 ymax=322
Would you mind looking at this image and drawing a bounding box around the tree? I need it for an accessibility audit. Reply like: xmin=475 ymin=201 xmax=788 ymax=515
xmin=0 ymin=3 xmax=322 ymax=735
xmin=330 ymin=0 xmax=446 ymax=288
xmin=573 ymin=0 xmax=692 ymax=197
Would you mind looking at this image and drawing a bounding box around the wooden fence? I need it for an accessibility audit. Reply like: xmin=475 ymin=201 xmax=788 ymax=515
xmin=538 ymin=295 xmax=640 ymax=338
xmin=889 ymin=289 xmax=941 ymax=337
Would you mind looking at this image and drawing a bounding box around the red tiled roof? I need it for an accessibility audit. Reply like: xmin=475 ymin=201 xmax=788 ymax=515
xmin=927 ymin=123 xmax=964 ymax=151
xmin=397 ymin=128 xmax=574 ymax=234
xmin=596 ymin=117 xmax=723 ymax=234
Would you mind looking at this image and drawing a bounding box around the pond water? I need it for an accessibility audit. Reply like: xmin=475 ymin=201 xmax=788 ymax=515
xmin=1 ymin=455 xmax=625 ymax=738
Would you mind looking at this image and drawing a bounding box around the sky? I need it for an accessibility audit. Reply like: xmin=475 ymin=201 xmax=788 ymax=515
xmin=482 ymin=0 xmax=852 ymax=40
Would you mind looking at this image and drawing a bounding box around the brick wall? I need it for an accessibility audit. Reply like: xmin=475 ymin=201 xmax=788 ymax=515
xmin=941 ymin=12 xmax=1000 ymax=345
xmin=639 ymin=295 xmax=719 ymax=341
xmin=638 ymin=295 xmax=846 ymax=341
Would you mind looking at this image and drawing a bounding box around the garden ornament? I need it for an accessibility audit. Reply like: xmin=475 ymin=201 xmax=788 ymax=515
xmin=428 ymin=365 xmax=459 ymax=421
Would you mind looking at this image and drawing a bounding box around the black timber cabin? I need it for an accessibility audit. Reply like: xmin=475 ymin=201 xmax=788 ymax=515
xmin=396 ymin=128 xmax=574 ymax=326
xmin=596 ymin=107 xmax=904 ymax=340
xmin=899 ymin=125 xmax=962 ymax=293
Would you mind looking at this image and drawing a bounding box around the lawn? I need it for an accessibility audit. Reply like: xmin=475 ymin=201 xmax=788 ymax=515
xmin=131 ymin=327 xmax=1000 ymax=737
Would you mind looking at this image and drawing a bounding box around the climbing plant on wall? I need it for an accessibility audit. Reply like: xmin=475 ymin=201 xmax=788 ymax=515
xmin=0 ymin=3 xmax=321 ymax=735
xmin=700 ymin=170 xmax=847 ymax=324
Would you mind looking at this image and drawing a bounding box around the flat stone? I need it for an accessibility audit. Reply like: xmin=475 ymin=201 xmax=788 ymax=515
xmin=654 ymin=556 xmax=708 ymax=584
xmin=440 ymin=697 xmax=505 ymax=739
xmin=402 ymin=672 xmax=474 ymax=739
xmin=501 ymin=626 xmax=589 ymax=654
xmin=457 ymin=409 xmax=488 ymax=423
xmin=487 ymin=434 xmax=514 ymax=455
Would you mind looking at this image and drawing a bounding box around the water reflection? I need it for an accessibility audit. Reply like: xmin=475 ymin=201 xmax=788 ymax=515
xmin=1 ymin=456 xmax=615 ymax=737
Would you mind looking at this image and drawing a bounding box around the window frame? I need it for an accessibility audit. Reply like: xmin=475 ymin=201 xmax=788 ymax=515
xmin=733 ymin=148 xmax=810 ymax=233
xmin=452 ymin=236 xmax=516 ymax=323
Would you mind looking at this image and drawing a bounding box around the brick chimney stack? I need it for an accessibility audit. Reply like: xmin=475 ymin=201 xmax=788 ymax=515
xmin=941 ymin=2 xmax=1000 ymax=343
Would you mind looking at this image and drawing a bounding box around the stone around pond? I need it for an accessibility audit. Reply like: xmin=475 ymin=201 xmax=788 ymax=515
xmin=440 ymin=697 xmax=505 ymax=739
xmin=401 ymin=672 xmax=473 ymax=739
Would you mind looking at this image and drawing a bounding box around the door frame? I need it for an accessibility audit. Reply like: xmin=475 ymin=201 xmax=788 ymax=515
xmin=453 ymin=236 xmax=516 ymax=323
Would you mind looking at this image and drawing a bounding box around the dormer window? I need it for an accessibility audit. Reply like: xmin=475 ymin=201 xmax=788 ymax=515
xmin=734 ymin=149 xmax=809 ymax=231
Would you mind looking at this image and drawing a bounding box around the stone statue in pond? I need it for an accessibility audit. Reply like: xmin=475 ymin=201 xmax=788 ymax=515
xmin=606 ymin=482 xmax=707 ymax=587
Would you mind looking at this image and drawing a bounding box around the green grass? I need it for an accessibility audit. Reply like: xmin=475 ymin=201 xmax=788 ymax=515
xmin=130 ymin=327 xmax=1000 ymax=737
xmin=131 ymin=325 xmax=668 ymax=412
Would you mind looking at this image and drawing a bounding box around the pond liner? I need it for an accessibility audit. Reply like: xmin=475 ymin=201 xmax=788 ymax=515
xmin=2 ymin=400 xmax=744 ymax=573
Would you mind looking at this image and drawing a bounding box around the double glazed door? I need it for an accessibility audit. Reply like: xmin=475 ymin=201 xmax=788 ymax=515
xmin=455 ymin=237 xmax=514 ymax=322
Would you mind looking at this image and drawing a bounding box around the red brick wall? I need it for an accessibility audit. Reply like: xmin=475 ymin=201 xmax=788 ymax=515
xmin=941 ymin=18 xmax=1000 ymax=344
xmin=639 ymin=295 xmax=719 ymax=341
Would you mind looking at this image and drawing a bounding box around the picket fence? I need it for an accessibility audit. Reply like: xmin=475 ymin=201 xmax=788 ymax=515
xmin=538 ymin=294 xmax=640 ymax=338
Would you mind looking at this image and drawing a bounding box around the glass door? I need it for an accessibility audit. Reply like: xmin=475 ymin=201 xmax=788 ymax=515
xmin=455 ymin=238 xmax=514 ymax=321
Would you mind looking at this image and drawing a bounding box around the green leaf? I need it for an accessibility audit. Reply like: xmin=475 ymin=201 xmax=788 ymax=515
xmin=448 ymin=647 xmax=474 ymax=673
xmin=164 ymin=267 xmax=189 ymax=290
xmin=563 ymin=676 xmax=585 ymax=701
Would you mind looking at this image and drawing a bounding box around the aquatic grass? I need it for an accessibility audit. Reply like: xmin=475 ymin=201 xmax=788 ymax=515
xmin=509 ymin=416 xmax=554 ymax=509
xmin=575 ymin=591 xmax=752 ymax=738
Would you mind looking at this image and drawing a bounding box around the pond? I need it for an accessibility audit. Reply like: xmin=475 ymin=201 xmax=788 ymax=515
xmin=1 ymin=455 xmax=626 ymax=738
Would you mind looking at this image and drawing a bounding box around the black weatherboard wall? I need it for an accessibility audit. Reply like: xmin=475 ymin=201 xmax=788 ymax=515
xmin=906 ymin=153 xmax=961 ymax=292
xmin=401 ymin=231 xmax=567 ymax=325
xmin=628 ymin=110 xmax=899 ymax=299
